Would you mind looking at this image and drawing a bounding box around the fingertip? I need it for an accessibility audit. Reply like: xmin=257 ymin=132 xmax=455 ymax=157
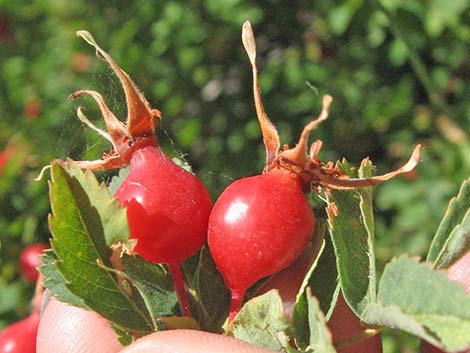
xmin=120 ymin=329 xmax=275 ymax=353
xmin=328 ymin=294 xmax=382 ymax=353
xmin=37 ymin=298 xmax=122 ymax=353
xmin=447 ymin=251 xmax=470 ymax=294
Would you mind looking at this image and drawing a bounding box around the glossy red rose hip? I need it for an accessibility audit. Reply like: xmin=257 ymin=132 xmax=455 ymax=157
xmin=208 ymin=168 xmax=315 ymax=316
xmin=115 ymin=144 xmax=212 ymax=265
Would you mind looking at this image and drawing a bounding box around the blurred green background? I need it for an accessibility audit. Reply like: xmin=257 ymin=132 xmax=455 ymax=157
xmin=0 ymin=0 xmax=469 ymax=351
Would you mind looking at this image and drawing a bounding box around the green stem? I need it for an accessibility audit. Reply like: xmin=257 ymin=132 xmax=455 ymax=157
xmin=370 ymin=0 xmax=454 ymax=118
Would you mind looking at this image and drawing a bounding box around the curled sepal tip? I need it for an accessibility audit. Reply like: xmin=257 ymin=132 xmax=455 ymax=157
xmin=69 ymin=90 xmax=127 ymax=149
xmin=280 ymin=95 xmax=333 ymax=167
xmin=242 ymin=21 xmax=256 ymax=65
xmin=242 ymin=21 xmax=280 ymax=167
xmin=313 ymin=144 xmax=422 ymax=190
xmin=72 ymin=156 xmax=126 ymax=171
xmin=75 ymin=30 xmax=158 ymax=139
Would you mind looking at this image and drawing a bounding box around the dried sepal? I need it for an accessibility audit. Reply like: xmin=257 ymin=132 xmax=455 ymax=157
xmin=72 ymin=155 xmax=126 ymax=171
xmin=280 ymin=95 xmax=332 ymax=167
xmin=309 ymin=140 xmax=323 ymax=160
xmin=76 ymin=106 xmax=112 ymax=143
xmin=311 ymin=144 xmax=422 ymax=190
xmin=69 ymin=90 xmax=127 ymax=150
xmin=75 ymin=30 xmax=158 ymax=138
xmin=243 ymin=21 xmax=421 ymax=192
xmin=242 ymin=21 xmax=280 ymax=167
xmin=67 ymin=31 xmax=162 ymax=171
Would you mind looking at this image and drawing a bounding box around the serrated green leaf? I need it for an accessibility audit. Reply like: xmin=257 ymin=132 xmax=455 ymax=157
xmin=362 ymin=303 xmax=437 ymax=345
xmin=326 ymin=160 xmax=376 ymax=317
xmin=121 ymin=254 xmax=179 ymax=322
xmin=428 ymin=178 xmax=470 ymax=266
xmin=64 ymin=161 xmax=129 ymax=246
xmin=417 ymin=314 xmax=470 ymax=349
xmin=108 ymin=166 xmax=130 ymax=197
xmin=230 ymin=290 xmax=290 ymax=351
xmin=363 ymin=255 xmax=470 ymax=352
xmin=48 ymin=160 xmax=151 ymax=332
xmin=39 ymin=250 xmax=87 ymax=309
xmin=305 ymin=288 xmax=336 ymax=353
xmin=183 ymin=246 xmax=230 ymax=332
xmin=293 ymin=222 xmax=339 ymax=349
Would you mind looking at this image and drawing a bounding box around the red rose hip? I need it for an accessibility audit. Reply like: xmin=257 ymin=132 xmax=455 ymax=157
xmin=208 ymin=169 xmax=315 ymax=320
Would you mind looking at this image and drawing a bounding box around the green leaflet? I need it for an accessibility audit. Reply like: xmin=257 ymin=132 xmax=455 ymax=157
xmin=304 ymin=288 xmax=336 ymax=353
xmin=39 ymin=250 xmax=87 ymax=309
xmin=363 ymin=255 xmax=470 ymax=352
xmin=48 ymin=160 xmax=151 ymax=332
xmin=121 ymin=254 xmax=179 ymax=325
xmin=428 ymin=178 xmax=470 ymax=268
xmin=230 ymin=290 xmax=290 ymax=351
xmin=326 ymin=159 xmax=376 ymax=318
xmin=183 ymin=246 xmax=230 ymax=332
xmin=293 ymin=222 xmax=339 ymax=349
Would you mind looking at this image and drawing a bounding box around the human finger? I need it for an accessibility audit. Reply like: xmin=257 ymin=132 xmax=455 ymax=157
xmin=119 ymin=329 xmax=276 ymax=353
xmin=36 ymin=298 xmax=122 ymax=353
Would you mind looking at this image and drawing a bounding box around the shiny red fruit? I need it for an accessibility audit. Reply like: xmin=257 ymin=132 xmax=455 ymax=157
xmin=0 ymin=313 xmax=39 ymax=353
xmin=19 ymin=244 xmax=48 ymax=283
xmin=208 ymin=168 xmax=315 ymax=319
xmin=115 ymin=144 xmax=213 ymax=265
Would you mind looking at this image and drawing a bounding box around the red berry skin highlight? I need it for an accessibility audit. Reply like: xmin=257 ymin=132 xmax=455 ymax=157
xmin=115 ymin=144 xmax=213 ymax=265
xmin=208 ymin=168 xmax=315 ymax=320
xmin=0 ymin=313 xmax=39 ymax=353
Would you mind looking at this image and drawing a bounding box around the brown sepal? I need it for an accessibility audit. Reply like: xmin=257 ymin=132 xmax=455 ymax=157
xmin=68 ymin=31 xmax=161 ymax=170
xmin=243 ymin=21 xmax=421 ymax=192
